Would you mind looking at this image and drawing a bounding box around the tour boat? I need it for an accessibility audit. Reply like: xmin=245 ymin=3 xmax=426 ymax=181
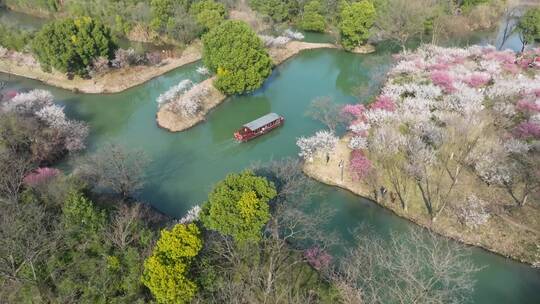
xmin=234 ymin=113 xmax=284 ymax=142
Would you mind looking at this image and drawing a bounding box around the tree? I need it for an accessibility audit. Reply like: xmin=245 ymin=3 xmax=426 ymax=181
xmin=142 ymin=223 xmax=202 ymax=304
xmin=333 ymin=228 xmax=480 ymax=304
xmin=75 ymin=143 xmax=149 ymax=199
xmin=305 ymin=96 xmax=346 ymax=132
xmin=150 ymin=0 xmax=191 ymax=31
xmin=299 ymin=0 xmax=326 ymax=32
xmin=249 ymin=0 xmax=292 ymax=23
xmin=202 ymin=20 xmax=273 ymax=95
xmin=338 ymin=0 xmax=376 ymax=51
xmin=0 ymin=198 xmax=53 ymax=290
xmin=166 ymin=6 xmax=203 ymax=44
xmin=296 ymin=130 xmax=338 ymax=162
xmin=373 ymin=0 xmax=435 ymax=50
xmin=516 ymin=8 xmax=540 ymax=52
xmin=61 ymin=191 xmax=106 ymax=241
xmin=200 ymin=171 xmax=277 ymax=242
xmin=191 ymin=0 xmax=227 ymax=30
xmin=32 ymin=17 xmax=117 ymax=76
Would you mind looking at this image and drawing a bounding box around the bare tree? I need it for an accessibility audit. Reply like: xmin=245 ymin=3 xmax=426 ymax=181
xmin=108 ymin=203 xmax=144 ymax=250
xmin=195 ymin=233 xmax=325 ymax=304
xmin=0 ymin=200 xmax=55 ymax=287
xmin=305 ymin=97 xmax=346 ymax=132
xmin=332 ymin=228 xmax=481 ymax=304
xmin=0 ymin=151 xmax=33 ymax=202
xmin=252 ymin=158 xmax=339 ymax=249
xmin=76 ymin=143 xmax=149 ymax=199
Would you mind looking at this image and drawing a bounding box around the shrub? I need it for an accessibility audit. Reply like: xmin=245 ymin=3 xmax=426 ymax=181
xmin=203 ymin=20 xmax=272 ymax=95
xmin=32 ymin=17 xmax=117 ymax=76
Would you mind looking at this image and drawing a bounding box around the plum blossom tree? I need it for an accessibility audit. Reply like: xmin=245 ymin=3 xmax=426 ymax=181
xmin=259 ymin=35 xmax=291 ymax=48
xmin=296 ymin=130 xmax=338 ymax=162
xmin=170 ymin=85 xmax=209 ymax=117
xmin=283 ymin=29 xmax=304 ymax=40
xmin=178 ymin=205 xmax=202 ymax=224
xmin=303 ymin=246 xmax=332 ymax=271
xmin=1 ymin=89 xmax=89 ymax=153
xmin=348 ymin=136 xmax=368 ymax=150
xmin=156 ymin=79 xmax=193 ymax=107
xmin=456 ymin=195 xmax=491 ymax=229
xmin=23 ymin=167 xmax=60 ymax=187
xmin=349 ymin=150 xmax=372 ymax=181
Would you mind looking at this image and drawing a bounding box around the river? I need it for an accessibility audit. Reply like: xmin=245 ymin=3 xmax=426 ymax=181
xmin=1 ymin=8 xmax=539 ymax=304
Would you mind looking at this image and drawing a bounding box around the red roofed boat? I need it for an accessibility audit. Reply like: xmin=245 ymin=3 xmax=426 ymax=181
xmin=234 ymin=113 xmax=284 ymax=142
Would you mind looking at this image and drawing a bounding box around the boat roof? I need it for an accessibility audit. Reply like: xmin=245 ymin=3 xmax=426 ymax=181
xmin=243 ymin=113 xmax=280 ymax=130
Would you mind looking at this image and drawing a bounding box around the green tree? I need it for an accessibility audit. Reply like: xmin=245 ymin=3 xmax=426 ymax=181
xmin=32 ymin=17 xmax=117 ymax=76
xmin=200 ymin=171 xmax=276 ymax=242
xmin=190 ymin=0 xmax=227 ymax=30
xmin=249 ymin=0 xmax=291 ymax=23
xmin=300 ymin=0 xmax=326 ymax=32
xmin=202 ymin=20 xmax=273 ymax=95
xmin=150 ymin=0 xmax=191 ymax=31
xmin=142 ymin=223 xmax=203 ymax=304
xmin=339 ymin=0 xmax=376 ymax=51
xmin=516 ymin=8 xmax=540 ymax=52
xmin=61 ymin=191 xmax=106 ymax=241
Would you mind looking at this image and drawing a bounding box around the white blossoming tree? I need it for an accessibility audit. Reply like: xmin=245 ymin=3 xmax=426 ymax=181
xmin=334 ymin=44 xmax=540 ymax=223
xmin=296 ymin=130 xmax=338 ymax=162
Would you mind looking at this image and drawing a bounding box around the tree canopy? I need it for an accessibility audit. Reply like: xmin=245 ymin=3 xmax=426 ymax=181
xmin=299 ymin=0 xmax=326 ymax=32
xmin=32 ymin=17 xmax=117 ymax=76
xmin=142 ymin=223 xmax=203 ymax=304
xmin=202 ymin=20 xmax=273 ymax=95
xmin=339 ymin=1 xmax=376 ymax=51
xmin=248 ymin=0 xmax=292 ymax=22
xmin=200 ymin=171 xmax=276 ymax=242
xmin=190 ymin=0 xmax=227 ymax=30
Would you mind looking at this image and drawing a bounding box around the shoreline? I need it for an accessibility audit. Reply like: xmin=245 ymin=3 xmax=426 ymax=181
xmin=303 ymin=137 xmax=539 ymax=266
xmin=156 ymin=41 xmax=374 ymax=132
xmin=0 ymin=42 xmax=203 ymax=94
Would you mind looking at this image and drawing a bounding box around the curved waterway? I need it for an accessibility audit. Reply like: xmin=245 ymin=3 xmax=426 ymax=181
xmin=1 ymin=39 xmax=539 ymax=304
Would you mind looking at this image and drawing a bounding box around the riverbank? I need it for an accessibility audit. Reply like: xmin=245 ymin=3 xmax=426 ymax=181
xmin=0 ymin=42 xmax=202 ymax=94
xmin=157 ymin=40 xmax=364 ymax=132
xmin=303 ymin=136 xmax=540 ymax=265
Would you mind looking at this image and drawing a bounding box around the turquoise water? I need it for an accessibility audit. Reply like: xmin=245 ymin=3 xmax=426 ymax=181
xmin=2 ymin=46 xmax=539 ymax=303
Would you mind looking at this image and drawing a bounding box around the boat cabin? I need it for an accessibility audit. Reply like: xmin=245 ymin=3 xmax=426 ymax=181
xmin=234 ymin=113 xmax=284 ymax=142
